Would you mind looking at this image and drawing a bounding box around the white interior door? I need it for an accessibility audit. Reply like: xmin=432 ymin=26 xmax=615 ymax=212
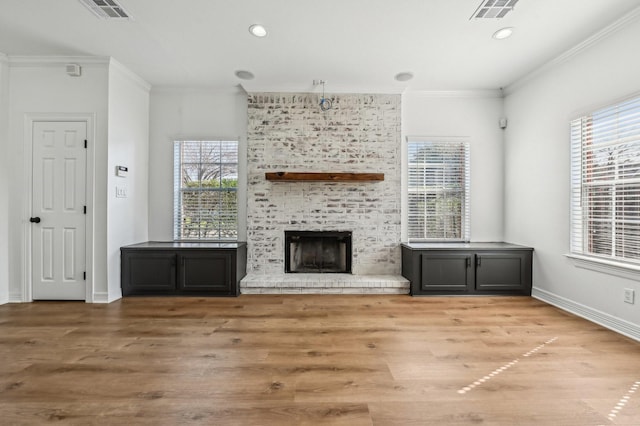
xmin=31 ymin=121 xmax=87 ymax=300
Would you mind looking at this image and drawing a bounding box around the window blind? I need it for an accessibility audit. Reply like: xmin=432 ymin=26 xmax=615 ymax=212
xmin=173 ymin=140 xmax=238 ymax=240
xmin=407 ymin=138 xmax=470 ymax=241
xmin=570 ymin=95 xmax=640 ymax=263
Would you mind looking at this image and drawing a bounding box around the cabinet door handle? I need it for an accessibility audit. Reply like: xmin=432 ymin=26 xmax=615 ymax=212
xmin=476 ymin=256 xmax=481 ymax=267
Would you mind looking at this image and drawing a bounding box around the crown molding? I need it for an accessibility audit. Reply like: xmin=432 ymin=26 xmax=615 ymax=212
xmin=151 ymin=85 xmax=246 ymax=95
xmin=8 ymin=55 xmax=110 ymax=67
xmin=405 ymin=89 xmax=503 ymax=99
xmin=7 ymin=55 xmax=151 ymax=91
xmin=504 ymin=6 xmax=640 ymax=95
xmin=108 ymin=58 xmax=151 ymax=92
xmin=240 ymin=81 xmax=405 ymax=95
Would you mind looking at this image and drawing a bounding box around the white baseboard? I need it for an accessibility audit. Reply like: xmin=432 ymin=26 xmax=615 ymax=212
xmin=5 ymin=292 xmax=118 ymax=304
xmin=9 ymin=293 xmax=23 ymax=303
xmin=91 ymin=292 xmax=111 ymax=303
xmin=532 ymin=287 xmax=640 ymax=342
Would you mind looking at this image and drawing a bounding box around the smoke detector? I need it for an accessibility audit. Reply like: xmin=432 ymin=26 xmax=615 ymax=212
xmin=66 ymin=64 xmax=82 ymax=77
xmin=471 ymin=0 xmax=519 ymax=19
xmin=78 ymin=0 xmax=132 ymax=19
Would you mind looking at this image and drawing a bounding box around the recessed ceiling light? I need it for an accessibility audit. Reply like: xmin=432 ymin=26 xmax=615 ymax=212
xmin=395 ymin=72 xmax=414 ymax=82
xmin=249 ymin=24 xmax=267 ymax=37
xmin=493 ymin=27 xmax=514 ymax=40
xmin=235 ymin=70 xmax=255 ymax=80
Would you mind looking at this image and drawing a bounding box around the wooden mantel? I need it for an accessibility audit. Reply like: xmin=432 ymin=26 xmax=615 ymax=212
xmin=265 ymin=172 xmax=384 ymax=182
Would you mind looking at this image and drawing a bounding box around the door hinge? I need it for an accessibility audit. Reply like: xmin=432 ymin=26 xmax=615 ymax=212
xmin=83 ymin=271 xmax=86 ymax=280
xmin=83 ymin=206 xmax=87 ymax=214
xmin=84 ymin=139 xmax=87 ymax=149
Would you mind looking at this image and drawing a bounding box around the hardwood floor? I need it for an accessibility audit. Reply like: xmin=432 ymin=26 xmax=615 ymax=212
xmin=1 ymin=295 xmax=640 ymax=425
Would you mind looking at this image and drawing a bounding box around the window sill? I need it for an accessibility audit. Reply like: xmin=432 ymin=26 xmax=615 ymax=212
xmin=565 ymin=253 xmax=640 ymax=280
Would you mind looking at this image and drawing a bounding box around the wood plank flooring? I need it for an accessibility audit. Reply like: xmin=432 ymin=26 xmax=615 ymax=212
xmin=1 ymin=295 xmax=640 ymax=425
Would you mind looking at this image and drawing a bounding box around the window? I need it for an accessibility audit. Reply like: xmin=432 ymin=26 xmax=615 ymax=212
xmin=571 ymin=95 xmax=640 ymax=264
xmin=407 ymin=138 xmax=470 ymax=241
xmin=173 ymin=140 xmax=238 ymax=240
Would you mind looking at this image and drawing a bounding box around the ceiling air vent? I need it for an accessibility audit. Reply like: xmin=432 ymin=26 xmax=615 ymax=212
xmin=78 ymin=0 xmax=132 ymax=19
xmin=471 ymin=0 xmax=519 ymax=19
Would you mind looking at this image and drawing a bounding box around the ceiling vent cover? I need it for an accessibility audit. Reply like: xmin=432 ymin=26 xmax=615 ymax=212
xmin=471 ymin=0 xmax=519 ymax=19
xmin=79 ymin=0 xmax=132 ymax=19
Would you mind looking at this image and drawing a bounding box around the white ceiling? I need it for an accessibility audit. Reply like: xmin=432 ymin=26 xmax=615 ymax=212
xmin=1 ymin=0 xmax=639 ymax=93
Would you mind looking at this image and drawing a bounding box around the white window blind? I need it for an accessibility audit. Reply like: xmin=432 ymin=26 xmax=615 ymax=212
xmin=407 ymin=138 xmax=470 ymax=241
xmin=173 ymin=140 xmax=238 ymax=240
xmin=571 ymin=95 xmax=640 ymax=264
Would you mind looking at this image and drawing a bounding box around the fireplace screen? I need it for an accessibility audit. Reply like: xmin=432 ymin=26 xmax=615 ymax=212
xmin=285 ymin=231 xmax=352 ymax=273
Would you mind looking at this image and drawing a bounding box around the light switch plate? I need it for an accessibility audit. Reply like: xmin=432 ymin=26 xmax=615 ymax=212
xmin=116 ymin=186 xmax=127 ymax=198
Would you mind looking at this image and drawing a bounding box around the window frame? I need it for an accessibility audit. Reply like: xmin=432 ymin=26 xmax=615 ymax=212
xmin=570 ymin=93 xmax=640 ymax=268
xmin=406 ymin=137 xmax=471 ymax=242
xmin=173 ymin=139 xmax=239 ymax=241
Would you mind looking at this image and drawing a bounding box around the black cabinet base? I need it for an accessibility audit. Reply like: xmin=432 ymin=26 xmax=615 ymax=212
xmin=121 ymin=242 xmax=246 ymax=297
xmin=401 ymin=242 xmax=533 ymax=296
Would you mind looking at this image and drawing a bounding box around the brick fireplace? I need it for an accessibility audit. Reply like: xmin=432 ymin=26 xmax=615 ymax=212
xmin=240 ymin=92 xmax=408 ymax=294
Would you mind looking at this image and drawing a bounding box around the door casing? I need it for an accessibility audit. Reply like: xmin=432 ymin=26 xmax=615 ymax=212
xmin=23 ymin=113 xmax=95 ymax=302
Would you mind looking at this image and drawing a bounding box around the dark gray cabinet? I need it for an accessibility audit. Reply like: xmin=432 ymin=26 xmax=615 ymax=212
xmin=419 ymin=252 xmax=473 ymax=292
xmin=121 ymin=242 xmax=246 ymax=297
xmin=402 ymin=242 xmax=533 ymax=296
xmin=124 ymin=250 xmax=177 ymax=293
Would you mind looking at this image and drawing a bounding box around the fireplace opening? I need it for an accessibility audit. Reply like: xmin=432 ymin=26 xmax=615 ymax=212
xmin=285 ymin=231 xmax=352 ymax=273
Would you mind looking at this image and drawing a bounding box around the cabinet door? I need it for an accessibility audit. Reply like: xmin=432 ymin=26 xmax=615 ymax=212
xmin=420 ymin=252 xmax=473 ymax=293
xmin=475 ymin=251 xmax=532 ymax=293
xmin=178 ymin=251 xmax=233 ymax=294
xmin=122 ymin=251 xmax=176 ymax=296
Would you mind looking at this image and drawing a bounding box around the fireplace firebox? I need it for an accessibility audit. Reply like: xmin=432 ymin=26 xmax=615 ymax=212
xmin=285 ymin=231 xmax=352 ymax=273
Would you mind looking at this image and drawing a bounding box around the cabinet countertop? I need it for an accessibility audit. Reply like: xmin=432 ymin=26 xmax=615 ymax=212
xmin=401 ymin=242 xmax=533 ymax=251
xmin=121 ymin=241 xmax=246 ymax=250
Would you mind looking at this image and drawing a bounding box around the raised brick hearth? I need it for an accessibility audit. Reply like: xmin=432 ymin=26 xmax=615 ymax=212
xmin=241 ymin=274 xmax=409 ymax=294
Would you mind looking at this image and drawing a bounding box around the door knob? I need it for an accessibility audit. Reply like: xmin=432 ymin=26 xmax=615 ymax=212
xmin=29 ymin=217 xmax=41 ymax=223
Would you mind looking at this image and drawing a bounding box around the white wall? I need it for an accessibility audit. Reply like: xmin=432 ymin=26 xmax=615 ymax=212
xmin=106 ymin=60 xmax=150 ymax=302
xmin=7 ymin=58 xmax=109 ymax=302
xmin=148 ymin=87 xmax=248 ymax=242
xmin=401 ymin=92 xmax=505 ymax=242
xmin=0 ymin=54 xmax=9 ymax=304
xmin=504 ymin=16 xmax=640 ymax=337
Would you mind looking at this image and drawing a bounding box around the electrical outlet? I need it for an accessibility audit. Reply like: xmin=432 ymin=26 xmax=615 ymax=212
xmin=624 ymin=288 xmax=635 ymax=304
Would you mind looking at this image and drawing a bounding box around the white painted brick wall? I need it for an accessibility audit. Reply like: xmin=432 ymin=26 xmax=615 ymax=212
xmin=246 ymin=92 xmax=402 ymax=276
